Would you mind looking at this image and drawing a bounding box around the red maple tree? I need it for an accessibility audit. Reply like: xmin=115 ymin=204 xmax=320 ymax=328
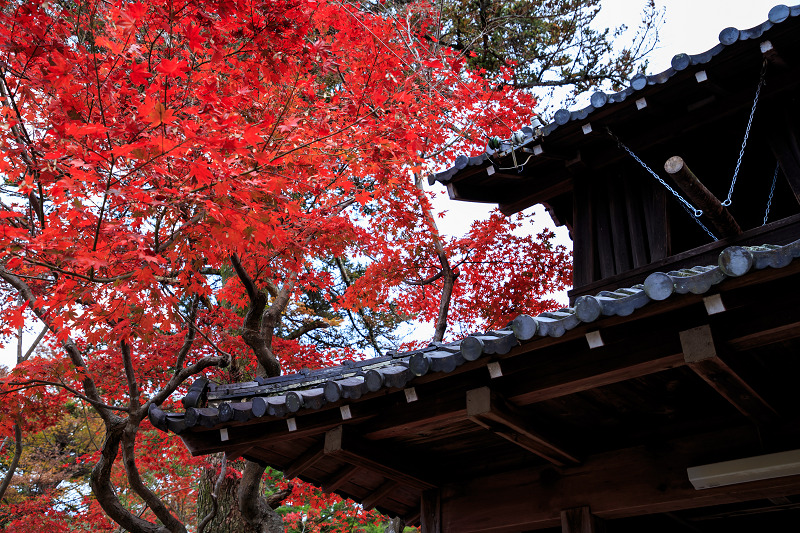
xmin=0 ymin=0 xmax=570 ymax=531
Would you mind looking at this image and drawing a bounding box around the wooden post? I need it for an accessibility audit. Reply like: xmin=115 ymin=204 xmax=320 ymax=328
xmin=420 ymin=489 xmax=441 ymax=533
xmin=664 ymin=156 xmax=742 ymax=238
xmin=561 ymin=506 xmax=600 ymax=533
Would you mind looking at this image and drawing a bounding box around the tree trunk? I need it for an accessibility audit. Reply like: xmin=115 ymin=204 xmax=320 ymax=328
xmin=197 ymin=460 xmax=258 ymax=533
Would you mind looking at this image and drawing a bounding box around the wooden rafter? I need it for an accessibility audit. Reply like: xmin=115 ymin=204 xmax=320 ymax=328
xmin=362 ymin=480 xmax=398 ymax=511
xmin=680 ymin=325 xmax=779 ymax=424
xmin=466 ymin=387 xmax=579 ymax=467
xmin=324 ymin=425 xmax=436 ymax=490
xmin=322 ymin=464 xmax=360 ymax=493
xmin=285 ymin=442 xmax=324 ymax=478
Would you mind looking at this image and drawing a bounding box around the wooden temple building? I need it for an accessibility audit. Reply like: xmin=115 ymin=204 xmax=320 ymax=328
xmin=151 ymin=5 xmax=800 ymax=531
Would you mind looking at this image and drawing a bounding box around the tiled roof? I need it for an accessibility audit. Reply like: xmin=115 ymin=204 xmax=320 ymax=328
xmin=149 ymin=238 xmax=800 ymax=435
xmin=431 ymin=3 xmax=800 ymax=186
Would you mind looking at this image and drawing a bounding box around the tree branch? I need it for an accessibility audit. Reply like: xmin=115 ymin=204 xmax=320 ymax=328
xmin=120 ymin=423 xmax=187 ymax=533
xmin=286 ymin=319 xmax=329 ymax=341
xmin=237 ymin=461 xmax=284 ymax=533
xmin=90 ymin=424 xmax=174 ymax=533
xmin=0 ymin=421 xmax=22 ymax=503
xmin=0 ymin=268 xmax=113 ymax=423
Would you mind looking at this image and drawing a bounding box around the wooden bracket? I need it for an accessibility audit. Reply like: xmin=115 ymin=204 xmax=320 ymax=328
xmin=680 ymin=325 xmax=778 ymax=424
xmin=466 ymin=387 xmax=579 ymax=466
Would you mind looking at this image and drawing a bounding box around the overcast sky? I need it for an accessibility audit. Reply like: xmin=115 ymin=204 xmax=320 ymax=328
xmin=0 ymin=1 xmax=779 ymax=369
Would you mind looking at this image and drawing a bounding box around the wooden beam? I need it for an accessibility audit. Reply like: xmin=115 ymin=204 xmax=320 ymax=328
xmin=727 ymin=321 xmax=800 ymax=351
xmin=561 ymin=506 xmax=599 ymax=533
xmin=440 ymin=424 xmax=800 ymax=532
xmin=680 ymin=325 xmax=778 ymax=424
xmin=322 ymin=464 xmax=360 ymax=493
xmin=420 ymin=489 xmax=441 ymax=533
xmin=504 ymin=336 xmax=685 ymax=406
xmin=466 ymin=387 xmax=579 ymax=467
xmin=181 ymin=418 xmax=345 ymax=456
xmin=498 ymin=175 xmax=573 ymax=216
xmin=324 ymin=426 xmax=436 ymax=490
xmin=363 ymin=480 xmax=398 ymax=511
xmin=285 ymin=442 xmax=324 ymax=478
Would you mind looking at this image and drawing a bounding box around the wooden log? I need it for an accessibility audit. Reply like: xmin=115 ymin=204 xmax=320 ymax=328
xmin=664 ymin=156 xmax=742 ymax=238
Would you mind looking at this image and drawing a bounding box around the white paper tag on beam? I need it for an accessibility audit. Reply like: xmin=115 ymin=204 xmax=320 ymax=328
xmin=703 ymin=294 xmax=726 ymax=315
xmin=220 ymin=428 xmax=229 ymax=442
xmin=340 ymin=405 xmax=352 ymax=420
xmin=487 ymin=362 xmax=503 ymax=378
xmin=585 ymin=331 xmax=604 ymax=349
xmin=287 ymin=418 xmax=297 ymax=432
xmin=404 ymin=387 xmax=418 ymax=403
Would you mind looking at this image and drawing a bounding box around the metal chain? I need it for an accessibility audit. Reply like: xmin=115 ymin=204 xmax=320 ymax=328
xmin=763 ymin=162 xmax=779 ymax=225
xmin=722 ymin=59 xmax=768 ymax=207
xmin=607 ymin=129 xmax=717 ymax=241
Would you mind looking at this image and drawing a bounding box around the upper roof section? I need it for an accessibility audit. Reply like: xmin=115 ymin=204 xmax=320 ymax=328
xmin=430 ymin=4 xmax=800 ymax=216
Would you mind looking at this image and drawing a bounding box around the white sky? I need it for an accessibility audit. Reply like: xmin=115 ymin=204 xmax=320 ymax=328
xmin=0 ymin=1 xmax=778 ymax=369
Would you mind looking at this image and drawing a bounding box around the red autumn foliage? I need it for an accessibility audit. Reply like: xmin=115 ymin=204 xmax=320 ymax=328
xmin=0 ymin=0 xmax=570 ymax=530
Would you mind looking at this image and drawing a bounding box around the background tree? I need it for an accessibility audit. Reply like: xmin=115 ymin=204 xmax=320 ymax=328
xmin=365 ymin=0 xmax=662 ymax=101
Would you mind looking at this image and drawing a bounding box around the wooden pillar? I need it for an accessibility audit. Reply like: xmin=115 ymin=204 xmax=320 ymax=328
xmin=561 ymin=506 xmax=603 ymax=533
xmin=420 ymin=489 xmax=441 ymax=533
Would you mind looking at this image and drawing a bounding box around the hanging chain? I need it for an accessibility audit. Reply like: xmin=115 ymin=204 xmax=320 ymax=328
xmin=763 ymin=162 xmax=779 ymax=225
xmin=607 ymin=128 xmax=717 ymax=241
xmin=678 ymin=202 xmax=718 ymax=241
xmin=722 ymin=59 xmax=768 ymax=207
